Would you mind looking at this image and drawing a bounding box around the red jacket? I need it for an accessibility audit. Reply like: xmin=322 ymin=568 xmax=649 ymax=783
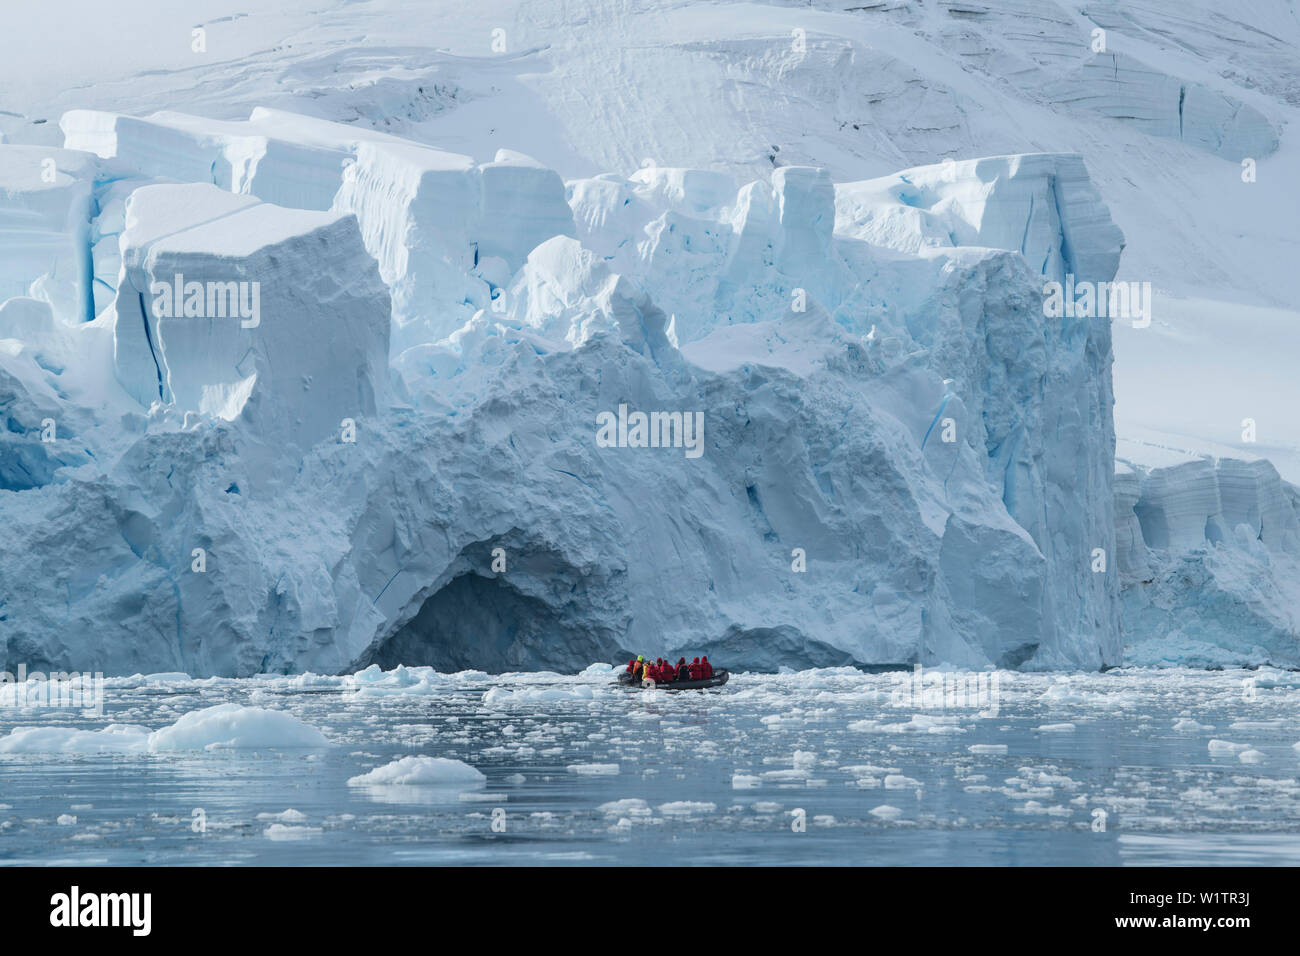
xmin=701 ymin=658 xmax=713 ymax=679
xmin=689 ymin=659 xmax=701 ymax=680
xmin=626 ymin=660 xmax=636 ymax=673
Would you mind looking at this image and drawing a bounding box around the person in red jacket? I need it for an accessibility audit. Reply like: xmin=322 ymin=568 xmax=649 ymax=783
xmin=688 ymin=657 xmax=702 ymax=680
xmin=701 ymin=655 xmax=713 ymax=679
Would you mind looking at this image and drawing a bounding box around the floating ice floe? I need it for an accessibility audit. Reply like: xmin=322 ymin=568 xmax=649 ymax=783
xmin=1207 ymin=739 xmax=1248 ymax=755
xmin=597 ymin=798 xmax=652 ymax=818
xmin=567 ymin=763 xmax=619 ymax=775
xmin=264 ymin=824 xmax=323 ymax=840
xmin=347 ymin=755 xmax=485 ymax=788
xmin=658 ymin=801 xmax=716 ymax=816
xmin=0 ymin=703 xmax=330 ymax=753
xmin=484 ymin=686 xmax=598 ymax=705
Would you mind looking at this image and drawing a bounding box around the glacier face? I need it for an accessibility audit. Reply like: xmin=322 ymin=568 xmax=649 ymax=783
xmin=0 ymin=147 xmax=100 ymax=322
xmin=0 ymin=104 xmax=1129 ymax=675
xmin=61 ymin=108 xmax=577 ymax=356
xmin=109 ymin=183 xmax=391 ymax=452
xmin=1116 ymin=452 xmax=1300 ymax=668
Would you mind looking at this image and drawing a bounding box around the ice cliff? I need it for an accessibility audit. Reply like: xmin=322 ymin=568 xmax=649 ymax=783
xmin=3 ymin=110 xmax=1128 ymax=675
xmin=1115 ymin=450 xmax=1300 ymax=668
xmin=63 ymin=109 xmax=576 ymax=354
xmin=0 ymin=147 xmax=101 ymax=322
xmin=109 ymin=183 xmax=390 ymax=452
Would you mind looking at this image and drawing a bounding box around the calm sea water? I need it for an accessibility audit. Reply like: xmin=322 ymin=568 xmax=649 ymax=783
xmin=1 ymin=665 xmax=1298 ymax=865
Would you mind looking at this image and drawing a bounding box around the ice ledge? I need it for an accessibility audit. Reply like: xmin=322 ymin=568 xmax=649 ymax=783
xmin=834 ymin=153 xmax=1125 ymax=287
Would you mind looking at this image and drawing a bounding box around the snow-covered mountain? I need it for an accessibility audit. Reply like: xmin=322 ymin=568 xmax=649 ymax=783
xmin=1 ymin=0 xmax=1296 ymax=674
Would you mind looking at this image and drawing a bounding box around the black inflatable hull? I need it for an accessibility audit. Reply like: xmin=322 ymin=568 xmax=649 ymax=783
xmin=615 ymin=669 xmax=729 ymax=690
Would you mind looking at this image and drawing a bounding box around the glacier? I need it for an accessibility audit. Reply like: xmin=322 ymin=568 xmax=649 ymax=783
xmin=0 ymin=147 xmax=101 ymax=321
xmin=1116 ymin=450 xmax=1300 ymax=669
xmin=0 ymin=105 xmax=1131 ymax=676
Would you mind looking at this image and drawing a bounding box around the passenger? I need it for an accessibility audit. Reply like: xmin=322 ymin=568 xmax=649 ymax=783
xmin=689 ymin=657 xmax=702 ymax=680
xmin=676 ymin=657 xmax=688 ymax=681
xmin=701 ymin=655 xmax=713 ymax=679
xmin=626 ymin=659 xmax=636 ymax=673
